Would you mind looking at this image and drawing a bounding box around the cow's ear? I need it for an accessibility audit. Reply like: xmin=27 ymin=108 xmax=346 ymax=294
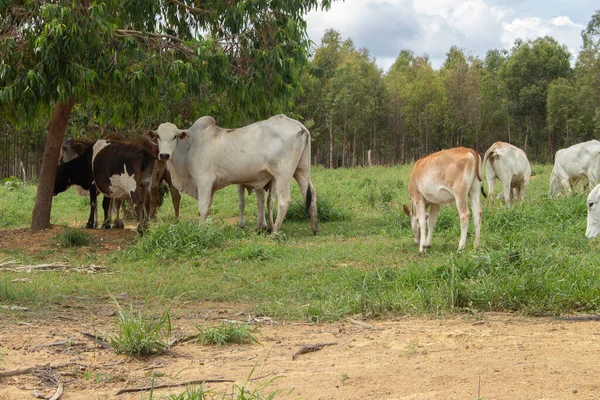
xmin=177 ymin=130 xmax=188 ymax=140
xmin=144 ymin=130 xmax=158 ymax=140
xmin=402 ymin=204 xmax=411 ymax=217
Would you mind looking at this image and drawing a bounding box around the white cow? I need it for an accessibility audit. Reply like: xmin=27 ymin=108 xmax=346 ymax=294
xmin=586 ymin=184 xmax=600 ymax=238
xmin=483 ymin=141 xmax=531 ymax=207
xmin=403 ymin=147 xmax=483 ymax=253
xmin=549 ymin=140 xmax=600 ymax=197
xmin=148 ymin=114 xmax=318 ymax=234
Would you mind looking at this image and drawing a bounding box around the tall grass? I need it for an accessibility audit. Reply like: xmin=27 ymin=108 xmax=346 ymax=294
xmin=2 ymin=164 xmax=600 ymax=320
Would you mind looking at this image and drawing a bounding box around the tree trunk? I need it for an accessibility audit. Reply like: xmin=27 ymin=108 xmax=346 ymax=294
xmin=329 ymin=120 xmax=333 ymax=169
xmin=524 ymin=116 xmax=530 ymax=155
xmin=31 ymin=98 xmax=74 ymax=231
xmin=342 ymin=112 xmax=347 ymax=168
xmin=372 ymin=119 xmax=377 ymax=165
xmin=352 ymin=127 xmax=357 ymax=167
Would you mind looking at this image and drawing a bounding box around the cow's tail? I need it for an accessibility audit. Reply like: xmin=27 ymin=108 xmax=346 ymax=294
xmin=473 ymin=149 xmax=487 ymax=198
xmin=306 ymin=182 xmax=313 ymax=216
xmin=482 ymin=145 xmax=497 ymax=176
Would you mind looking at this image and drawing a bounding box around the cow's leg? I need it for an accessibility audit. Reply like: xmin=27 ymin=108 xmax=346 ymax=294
xmin=237 ymin=185 xmax=246 ymax=228
xmin=112 ymin=199 xmax=124 ymax=229
xmin=415 ymin=201 xmax=427 ymax=253
xmin=470 ymin=183 xmax=483 ymax=250
xmin=85 ymin=186 xmax=98 ymax=229
xmin=196 ymin=185 xmax=214 ymax=224
xmin=147 ymin=164 xmax=163 ymax=221
xmin=133 ymin=183 xmax=149 ymax=234
xmin=273 ymin=179 xmax=292 ymax=233
xmin=293 ymin=172 xmax=318 ymax=235
xmin=455 ymin=195 xmax=471 ymax=251
xmin=101 ymin=196 xmax=112 ymax=229
xmin=425 ymin=204 xmax=440 ymax=248
xmin=266 ymin=181 xmax=274 ymax=233
xmin=501 ymin=181 xmax=512 ymax=207
xmin=170 ymin=184 xmax=181 ymax=218
xmin=486 ymin=174 xmax=496 ymax=208
xmin=256 ymin=188 xmax=268 ymax=231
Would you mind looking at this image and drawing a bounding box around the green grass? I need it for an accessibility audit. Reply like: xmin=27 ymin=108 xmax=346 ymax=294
xmin=196 ymin=323 xmax=258 ymax=346
xmin=57 ymin=227 xmax=91 ymax=247
xmin=3 ymin=164 xmax=600 ymax=321
xmin=110 ymin=302 xmax=172 ymax=356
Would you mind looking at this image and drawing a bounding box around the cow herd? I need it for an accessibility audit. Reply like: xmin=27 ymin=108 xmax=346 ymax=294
xmin=52 ymin=115 xmax=600 ymax=252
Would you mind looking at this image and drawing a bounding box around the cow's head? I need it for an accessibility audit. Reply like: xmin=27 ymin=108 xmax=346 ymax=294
xmin=586 ymin=184 xmax=600 ymax=238
xmin=53 ymin=163 xmax=71 ymax=196
xmin=145 ymin=123 xmax=188 ymax=161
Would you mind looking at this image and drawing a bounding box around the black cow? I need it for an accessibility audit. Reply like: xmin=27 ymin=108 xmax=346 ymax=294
xmin=54 ymin=140 xmax=156 ymax=233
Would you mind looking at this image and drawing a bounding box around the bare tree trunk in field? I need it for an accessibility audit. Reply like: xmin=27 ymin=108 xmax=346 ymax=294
xmin=329 ymin=120 xmax=333 ymax=169
xmin=524 ymin=116 xmax=530 ymax=154
xmin=372 ymin=119 xmax=377 ymax=165
xmin=31 ymin=98 xmax=74 ymax=231
xmin=506 ymin=105 xmax=511 ymax=143
xmin=342 ymin=112 xmax=347 ymax=168
xmin=352 ymin=127 xmax=357 ymax=167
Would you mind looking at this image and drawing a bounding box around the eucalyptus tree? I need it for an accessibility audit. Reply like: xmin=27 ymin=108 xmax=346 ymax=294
xmin=547 ymin=77 xmax=577 ymax=152
xmin=499 ymin=37 xmax=571 ymax=159
xmin=575 ymin=10 xmax=600 ymax=138
xmin=0 ymin=0 xmax=331 ymax=230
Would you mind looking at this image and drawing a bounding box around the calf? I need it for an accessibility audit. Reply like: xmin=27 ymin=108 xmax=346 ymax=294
xmin=91 ymin=140 xmax=156 ymax=233
xmin=403 ymin=147 xmax=483 ymax=253
xmin=483 ymin=141 xmax=531 ymax=207
xmin=549 ymin=140 xmax=600 ymax=197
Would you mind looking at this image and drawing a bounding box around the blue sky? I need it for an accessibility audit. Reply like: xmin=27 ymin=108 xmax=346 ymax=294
xmin=304 ymin=0 xmax=599 ymax=71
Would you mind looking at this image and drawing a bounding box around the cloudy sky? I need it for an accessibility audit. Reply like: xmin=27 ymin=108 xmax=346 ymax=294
xmin=304 ymin=0 xmax=598 ymax=71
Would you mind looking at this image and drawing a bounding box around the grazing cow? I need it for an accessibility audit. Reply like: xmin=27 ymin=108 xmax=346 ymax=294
xmin=61 ymin=136 xmax=182 ymax=222
xmin=549 ymin=140 xmax=600 ymax=197
xmin=483 ymin=141 xmax=531 ymax=207
xmin=586 ymin=184 xmax=600 ymax=238
xmin=403 ymin=147 xmax=483 ymax=253
xmin=147 ymin=114 xmax=318 ymax=234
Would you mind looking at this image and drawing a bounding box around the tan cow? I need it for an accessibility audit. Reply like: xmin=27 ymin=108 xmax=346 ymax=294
xmin=403 ymin=147 xmax=483 ymax=253
xmin=483 ymin=141 xmax=531 ymax=207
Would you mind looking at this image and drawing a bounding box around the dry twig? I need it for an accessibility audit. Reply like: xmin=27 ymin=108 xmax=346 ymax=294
xmin=115 ymin=379 xmax=234 ymax=395
xmin=346 ymin=317 xmax=373 ymax=329
xmin=292 ymin=342 xmax=337 ymax=360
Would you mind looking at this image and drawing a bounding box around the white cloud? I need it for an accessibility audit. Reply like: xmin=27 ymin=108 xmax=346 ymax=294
xmin=305 ymin=0 xmax=587 ymax=71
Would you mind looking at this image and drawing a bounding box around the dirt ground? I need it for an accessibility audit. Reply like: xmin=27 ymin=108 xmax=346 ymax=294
xmin=2 ymin=227 xmax=600 ymax=399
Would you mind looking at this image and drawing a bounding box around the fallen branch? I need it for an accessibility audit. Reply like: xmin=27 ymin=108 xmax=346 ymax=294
xmin=0 ymin=362 xmax=82 ymax=378
xmin=0 ymin=305 xmax=29 ymax=311
xmin=34 ymin=368 xmax=64 ymax=400
xmin=292 ymin=342 xmax=337 ymax=360
xmin=346 ymin=317 xmax=373 ymax=329
xmin=78 ymin=331 xmax=112 ymax=350
xmin=168 ymin=333 xmax=201 ymax=347
xmin=116 ymin=378 xmax=235 ymax=395
xmin=0 ymin=263 xmax=108 ymax=273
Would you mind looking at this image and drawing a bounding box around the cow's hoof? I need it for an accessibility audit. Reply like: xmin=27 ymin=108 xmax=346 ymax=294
xmin=85 ymin=223 xmax=96 ymax=229
xmin=113 ymin=222 xmax=124 ymax=229
xmin=102 ymin=222 xmax=111 ymax=229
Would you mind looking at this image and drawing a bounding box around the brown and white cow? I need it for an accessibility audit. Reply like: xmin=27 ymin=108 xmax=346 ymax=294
xmin=403 ymin=147 xmax=483 ymax=253
xmin=483 ymin=141 xmax=531 ymax=207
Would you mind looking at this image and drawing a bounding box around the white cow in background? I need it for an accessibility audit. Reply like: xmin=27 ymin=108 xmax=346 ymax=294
xmin=549 ymin=140 xmax=600 ymax=197
xmin=586 ymin=184 xmax=600 ymax=238
xmin=483 ymin=141 xmax=531 ymax=207
xmin=403 ymin=147 xmax=483 ymax=253
xmin=148 ymin=114 xmax=318 ymax=234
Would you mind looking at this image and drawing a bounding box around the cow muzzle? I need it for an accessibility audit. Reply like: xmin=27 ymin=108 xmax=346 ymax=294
xmin=159 ymin=153 xmax=170 ymax=160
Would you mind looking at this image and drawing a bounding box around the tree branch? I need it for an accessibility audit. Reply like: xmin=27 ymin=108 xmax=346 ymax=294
xmin=168 ymin=0 xmax=214 ymax=15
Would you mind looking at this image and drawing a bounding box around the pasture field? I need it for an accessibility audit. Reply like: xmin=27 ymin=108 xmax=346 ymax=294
xmin=1 ymin=164 xmax=600 ymax=319
xmin=2 ymin=164 xmax=600 ymax=399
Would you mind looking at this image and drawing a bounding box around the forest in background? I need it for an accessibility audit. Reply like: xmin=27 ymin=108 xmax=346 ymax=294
xmin=1 ymin=8 xmax=599 ymax=178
